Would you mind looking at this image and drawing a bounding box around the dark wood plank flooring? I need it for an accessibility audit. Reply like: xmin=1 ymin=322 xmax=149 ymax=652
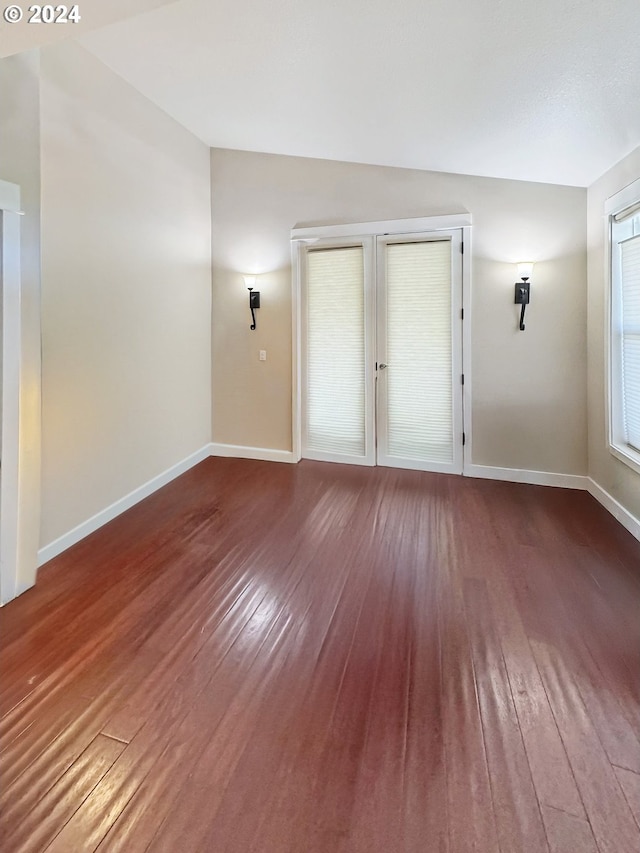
xmin=1 ymin=457 xmax=639 ymax=852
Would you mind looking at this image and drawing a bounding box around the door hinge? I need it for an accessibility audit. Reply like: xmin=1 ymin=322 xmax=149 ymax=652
xmin=461 ymin=308 xmax=464 ymax=320
xmin=461 ymin=242 xmax=464 ymax=254
xmin=462 ymin=432 xmax=466 ymax=446
xmin=461 ymin=373 xmax=465 ymax=385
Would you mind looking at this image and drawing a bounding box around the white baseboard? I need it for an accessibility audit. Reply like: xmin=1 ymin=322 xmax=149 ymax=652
xmin=587 ymin=479 xmax=640 ymax=542
xmin=210 ymin=443 xmax=297 ymax=464
xmin=463 ymin=464 xmax=639 ymax=542
xmin=36 ymin=448 xmax=637 ymax=571
xmin=463 ymin=464 xmax=589 ymax=490
xmin=37 ymin=444 xmax=213 ymax=567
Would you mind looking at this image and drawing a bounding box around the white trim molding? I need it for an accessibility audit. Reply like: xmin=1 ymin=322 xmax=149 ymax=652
xmin=210 ymin=443 xmax=297 ymax=464
xmin=461 ymin=225 xmax=472 ymax=472
xmin=291 ymin=213 xmax=472 ymax=242
xmin=464 ymin=464 xmax=589 ymax=490
xmin=1 ymin=179 xmax=41 ymax=606
xmin=604 ymin=176 xmax=640 ymax=219
xmin=1 ymin=204 xmax=24 ymax=603
xmin=32 ymin=443 xmax=639 ymax=576
xmin=463 ymin=465 xmax=639 ymax=542
xmin=587 ymin=479 xmax=640 ymax=542
xmin=291 ymin=239 xmax=302 ymax=462
xmin=0 ymin=179 xmax=21 ymax=212
xmin=604 ymin=177 xmax=640 ymax=477
xmin=37 ymin=445 xmax=213 ymax=568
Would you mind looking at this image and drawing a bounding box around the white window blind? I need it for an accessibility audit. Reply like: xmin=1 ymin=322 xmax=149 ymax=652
xmin=385 ymin=240 xmax=453 ymax=462
xmin=621 ymin=234 xmax=640 ymax=452
xmin=305 ymin=247 xmax=366 ymax=456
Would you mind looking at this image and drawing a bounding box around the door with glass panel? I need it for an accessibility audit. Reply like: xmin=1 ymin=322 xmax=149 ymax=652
xmin=302 ymin=240 xmax=376 ymax=465
xmin=375 ymin=231 xmax=463 ymax=473
xmin=301 ymin=230 xmax=463 ymax=474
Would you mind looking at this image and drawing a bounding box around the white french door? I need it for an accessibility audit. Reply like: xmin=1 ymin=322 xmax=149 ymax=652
xmin=376 ymin=231 xmax=463 ymax=472
xmin=301 ymin=239 xmax=376 ymax=466
xmin=300 ymin=229 xmax=464 ymax=474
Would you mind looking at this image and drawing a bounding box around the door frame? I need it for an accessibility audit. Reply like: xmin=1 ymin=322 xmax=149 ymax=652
xmin=291 ymin=213 xmax=472 ymax=469
xmin=0 ymin=179 xmax=40 ymax=605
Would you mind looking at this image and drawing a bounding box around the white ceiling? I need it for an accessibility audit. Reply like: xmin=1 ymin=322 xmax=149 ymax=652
xmin=0 ymin=0 xmax=178 ymax=58
xmin=76 ymin=0 xmax=640 ymax=186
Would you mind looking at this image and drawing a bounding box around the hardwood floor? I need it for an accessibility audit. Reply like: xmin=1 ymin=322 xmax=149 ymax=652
xmin=1 ymin=457 xmax=639 ymax=852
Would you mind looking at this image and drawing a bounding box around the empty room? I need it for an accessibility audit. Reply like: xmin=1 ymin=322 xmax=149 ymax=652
xmin=1 ymin=1 xmax=639 ymax=851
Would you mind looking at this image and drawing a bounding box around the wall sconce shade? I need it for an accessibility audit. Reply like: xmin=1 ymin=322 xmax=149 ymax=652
xmin=514 ymin=262 xmax=534 ymax=331
xmin=244 ymin=275 xmax=260 ymax=330
xmin=516 ymin=262 xmax=534 ymax=281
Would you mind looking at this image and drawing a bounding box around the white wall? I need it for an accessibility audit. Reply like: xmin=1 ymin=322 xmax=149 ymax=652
xmin=211 ymin=148 xmax=587 ymax=476
xmin=587 ymin=145 xmax=640 ymax=521
xmin=0 ymin=51 xmax=42 ymax=597
xmin=39 ymin=42 xmax=212 ymax=549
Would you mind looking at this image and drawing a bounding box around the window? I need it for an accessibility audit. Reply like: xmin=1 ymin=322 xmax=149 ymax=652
xmin=608 ymin=177 xmax=640 ymax=474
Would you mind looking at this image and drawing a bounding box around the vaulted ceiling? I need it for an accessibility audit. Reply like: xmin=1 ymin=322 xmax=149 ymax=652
xmin=6 ymin=0 xmax=640 ymax=186
xmin=0 ymin=0 xmax=178 ymax=57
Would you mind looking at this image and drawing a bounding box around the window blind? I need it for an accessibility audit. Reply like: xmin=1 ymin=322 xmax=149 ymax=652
xmin=621 ymin=234 xmax=640 ymax=451
xmin=305 ymin=247 xmax=366 ymax=456
xmin=385 ymin=240 xmax=453 ymax=462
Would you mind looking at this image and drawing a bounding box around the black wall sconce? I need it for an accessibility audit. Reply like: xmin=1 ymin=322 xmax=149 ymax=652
xmin=244 ymin=275 xmax=260 ymax=330
xmin=514 ymin=262 xmax=534 ymax=331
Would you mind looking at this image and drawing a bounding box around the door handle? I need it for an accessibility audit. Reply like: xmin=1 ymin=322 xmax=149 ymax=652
xmin=378 ymin=363 xmax=388 ymax=370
